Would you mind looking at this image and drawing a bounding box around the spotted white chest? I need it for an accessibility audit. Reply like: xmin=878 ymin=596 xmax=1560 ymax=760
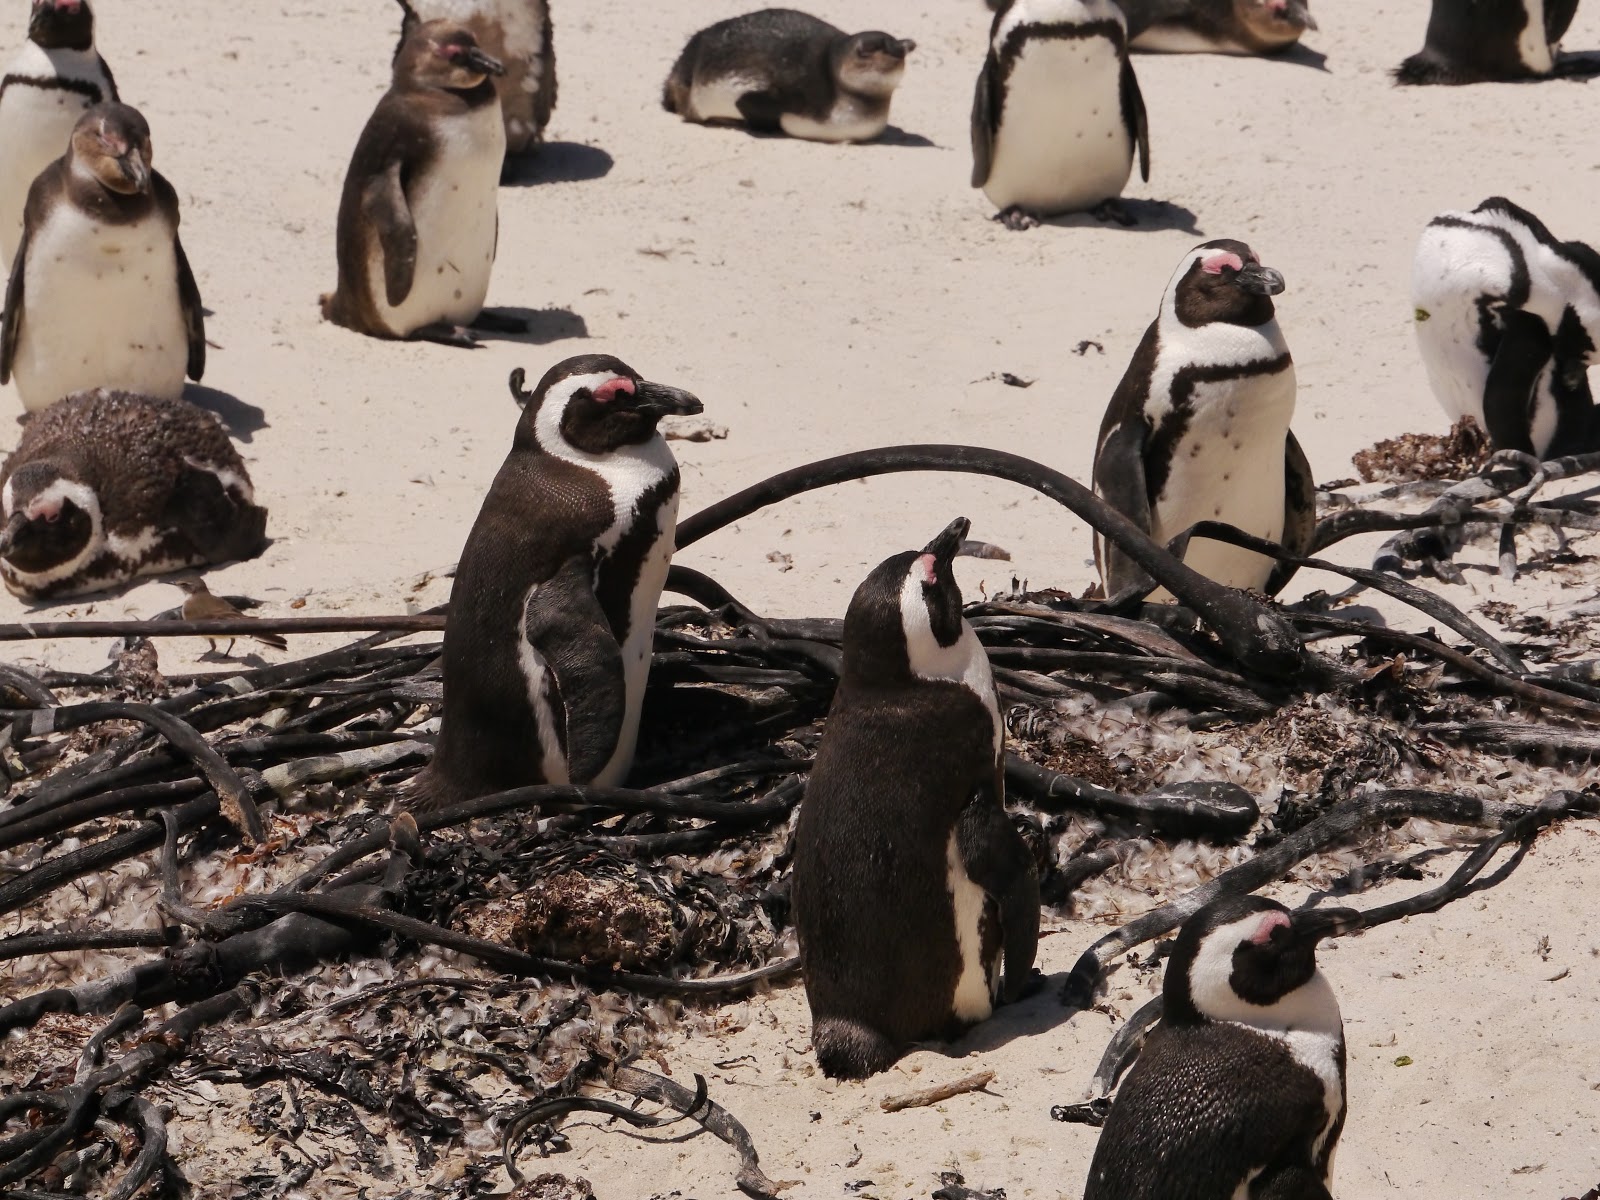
xmin=984 ymin=35 xmax=1132 ymax=214
xmin=12 ymin=203 xmax=187 ymax=413
xmin=366 ymin=103 xmax=504 ymax=336
xmin=780 ymin=96 xmax=889 ymax=144
xmin=0 ymin=42 xmax=112 ymax=268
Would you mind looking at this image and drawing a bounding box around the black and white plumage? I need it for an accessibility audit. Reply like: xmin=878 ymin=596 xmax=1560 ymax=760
xmin=1413 ymin=197 xmax=1600 ymax=457
xmin=1396 ymin=0 xmax=1578 ymax=84
xmin=971 ymin=0 xmax=1150 ymax=230
xmin=1 ymin=103 xmax=204 ymax=414
xmin=791 ymin=517 xmax=1040 ymax=1080
xmin=1084 ymin=894 xmax=1349 ymax=1200
xmin=663 ymin=9 xmax=915 ymax=144
xmin=0 ymin=0 xmax=118 ymax=269
xmin=1093 ymin=238 xmax=1313 ymax=599
xmin=1121 ymin=0 xmax=1317 ymax=55
xmin=407 ymin=354 xmax=702 ymax=813
xmin=0 ymin=389 xmax=266 ymax=600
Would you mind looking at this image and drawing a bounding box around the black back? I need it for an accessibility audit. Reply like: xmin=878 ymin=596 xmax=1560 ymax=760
xmin=1396 ymin=0 xmax=1556 ymax=84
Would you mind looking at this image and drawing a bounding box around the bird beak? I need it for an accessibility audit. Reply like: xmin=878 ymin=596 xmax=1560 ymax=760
xmin=633 ymin=380 xmax=703 ymax=418
xmin=1284 ymin=0 xmax=1317 ymax=29
xmin=465 ymin=46 xmax=505 ymax=77
xmin=895 ymin=38 xmax=916 ymax=55
xmin=118 ymin=150 xmax=149 ymax=193
xmin=1234 ymin=262 xmax=1286 ymax=296
xmin=922 ymin=516 xmax=972 ymax=568
xmin=1284 ymin=906 xmax=1360 ymax=945
xmin=0 ymin=512 xmax=28 ymax=557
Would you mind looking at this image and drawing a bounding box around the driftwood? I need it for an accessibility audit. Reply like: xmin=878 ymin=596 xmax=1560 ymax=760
xmin=880 ymin=1070 xmax=997 ymax=1112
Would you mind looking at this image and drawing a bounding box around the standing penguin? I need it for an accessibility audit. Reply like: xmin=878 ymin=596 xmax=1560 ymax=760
xmin=1396 ymin=0 xmax=1577 ymax=84
xmin=1 ymin=103 xmax=205 ymax=414
xmin=1083 ymin=894 xmax=1349 ymax=1200
xmin=791 ymin=517 xmax=1040 ymax=1080
xmin=1121 ymin=0 xmax=1317 ymax=55
xmin=0 ymin=0 xmax=118 ymax=268
xmin=395 ymin=0 xmax=556 ymax=159
xmin=1092 ymin=239 xmax=1313 ymax=599
xmin=970 ymin=0 xmax=1150 ymax=230
xmin=663 ymin=10 xmax=916 ymax=144
xmin=407 ymin=355 xmax=702 ymax=812
xmin=322 ymin=20 xmax=525 ymax=347
xmin=1413 ymin=197 xmax=1600 ymax=457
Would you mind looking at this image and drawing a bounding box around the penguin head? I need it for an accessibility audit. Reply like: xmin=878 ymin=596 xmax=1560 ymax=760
xmin=1167 ymin=239 xmax=1285 ymax=329
xmin=1238 ymin=0 xmax=1317 ymax=40
xmin=69 ymin=104 xmax=153 ymax=196
xmin=1163 ymin=893 xmax=1354 ymax=1029
xmin=835 ymin=32 xmax=917 ymax=97
xmin=0 ymin=462 xmax=102 ymax=579
xmin=399 ymin=20 xmax=505 ymax=91
xmin=842 ymin=517 xmax=978 ymax=685
xmin=28 ymin=0 xmax=94 ymax=51
xmin=520 ymin=354 xmax=703 ymax=457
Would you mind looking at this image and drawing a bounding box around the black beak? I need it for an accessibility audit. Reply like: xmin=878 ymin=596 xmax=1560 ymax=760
xmin=895 ymin=38 xmax=916 ymax=55
xmin=1234 ymin=262 xmax=1286 ymax=296
xmin=0 ymin=512 xmax=28 ymax=557
xmin=922 ymin=516 xmax=971 ymax=568
xmin=1284 ymin=906 xmax=1360 ymax=945
xmin=465 ymin=46 xmax=505 ymax=77
xmin=118 ymin=151 xmax=148 ymax=192
xmin=634 ymin=380 xmax=702 ymax=418
xmin=1284 ymin=0 xmax=1318 ymax=30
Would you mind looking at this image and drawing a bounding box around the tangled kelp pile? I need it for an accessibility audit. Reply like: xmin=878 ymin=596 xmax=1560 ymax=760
xmin=3 ymin=445 xmax=1600 ymax=1199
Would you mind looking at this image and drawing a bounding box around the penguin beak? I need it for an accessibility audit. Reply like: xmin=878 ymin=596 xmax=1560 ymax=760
xmin=922 ymin=516 xmax=972 ymax=568
xmin=117 ymin=150 xmax=148 ymax=193
xmin=1283 ymin=0 xmax=1317 ymax=29
xmin=1234 ymin=262 xmax=1286 ymax=296
xmin=1282 ymin=906 xmax=1359 ymax=945
xmin=894 ymin=38 xmax=916 ymax=56
xmin=633 ymin=380 xmax=703 ymax=418
xmin=0 ymin=512 xmax=28 ymax=557
xmin=464 ymin=46 xmax=505 ymax=77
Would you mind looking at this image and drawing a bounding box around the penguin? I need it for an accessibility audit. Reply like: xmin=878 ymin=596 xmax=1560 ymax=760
xmin=970 ymin=0 xmax=1150 ymax=230
xmin=663 ymin=10 xmax=915 ymax=144
xmin=1083 ymin=894 xmax=1349 ymax=1200
xmin=395 ymin=0 xmax=556 ymax=159
xmin=0 ymin=389 xmax=267 ymax=601
xmin=0 ymin=0 xmax=118 ymax=269
xmin=1396 ymin=0 xmax=1577 ymax=84
xmin=322 ymin=20 xmax=526 ymax=348
xmin=791 ymin=517 xmax=1040 ymax=1080
xmin=1092 ymin=239 xmax=1313 ymax=600
xmin=1412 ymin=197 xmax=1600 ymax=458
xmin=0 ymin=103 xmax=204 ymax=415
xmin=1120 ymin=0 xmax=1318 ymax=55
xmin=407 ymin=355 xmax=702 ymax=812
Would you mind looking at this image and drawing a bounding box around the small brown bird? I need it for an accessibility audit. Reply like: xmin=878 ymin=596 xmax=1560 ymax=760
xmin=174 ymin=577 xmax=287 ymax=656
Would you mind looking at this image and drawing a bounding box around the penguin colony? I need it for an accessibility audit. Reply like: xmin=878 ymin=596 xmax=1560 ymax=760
xmin=1 ymin=0 xmax=1596 ymax=1194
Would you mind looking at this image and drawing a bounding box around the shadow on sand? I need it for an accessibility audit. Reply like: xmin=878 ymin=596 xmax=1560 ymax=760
xmin=184 ymin=384 xmax=268 ymax=444
xmin=501 ymin=141 xmax=615 ymax=187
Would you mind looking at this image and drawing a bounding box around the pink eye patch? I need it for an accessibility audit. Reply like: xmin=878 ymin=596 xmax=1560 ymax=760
xmin=1250 ymin=910 xmax=1291 ymax=943
xmin=592 ymin=377 xmax=636 ymax=403
xmin=916 ymin=553 xmax=938 ymax=585
xmin=1202 ymin=252 xmax=1244 ymax=275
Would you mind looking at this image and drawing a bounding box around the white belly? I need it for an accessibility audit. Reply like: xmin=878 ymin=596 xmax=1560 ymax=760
xmin=780 ymin=99 xmax=888 ymax=143
xmin=1149 ymin=366 xmax=1296 ymax=595
xmin=367 ymin=107 xmax=504 ymax=336
xmin=1132 ymin=25 xmax=1253 ymax=54
xmin=11 ymin=207 xmax=187 ymax=412
xmin=1412 ymin=222 xmax=1511 ymax=431
xmin=984 ymin=38 xmax=1132 ymax=214
xmin=685 ymin=74 xmax=763 ymax=123
xmin=946 ymin=831 xmax=996 ymax=1023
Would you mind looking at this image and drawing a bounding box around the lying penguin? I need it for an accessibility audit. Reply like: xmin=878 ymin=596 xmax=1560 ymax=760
xmin=0 ymin=389 xmax=267 ymax=600
xmin=1120 ymin=0 xmax=1317 ymax=55
xmin=791 ymin=517 xmax=1039 ymax=1079
xmin=663 ymin=9 xmax=915 ymax=143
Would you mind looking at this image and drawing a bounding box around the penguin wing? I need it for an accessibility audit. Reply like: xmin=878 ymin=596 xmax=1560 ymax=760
xmin=365 ymin=162 xmax=419 ymax=308
xmin=1265 ymin=431 xmax=1315 ymax=597
xmin=99 ymin=55 xmax=120 ymax=103
xmin=164 ymin=464 xmax=268 ymax=564
xmin=1547 ymin=0 xmax=1580 ymax=43
xmin=955 ymin=780 xmax=1040 ymax=1002
xmin=969 ymin=52 xmax=999 ymax=188
xmin=1120 ymin=56 xmax=1151 ymax=183
xmin=524 ymin=554 xmax=627 ymax=784
xmin=153 ymin=174 xmax=206 ymax=381
xmin=0 ymin=222 xmax=27 ymax=385
xmin=1093 ymin=417 xmax=1155 ymax=596
xmin=1482 ymin=308 xmax=1552 ymax=453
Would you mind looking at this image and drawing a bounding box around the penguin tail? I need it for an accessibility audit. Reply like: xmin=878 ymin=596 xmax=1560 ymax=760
xmin=403 ymin=764 xmax=466 ymax=816
xmin=812 ymin=1018 xmax=900 ymax=1080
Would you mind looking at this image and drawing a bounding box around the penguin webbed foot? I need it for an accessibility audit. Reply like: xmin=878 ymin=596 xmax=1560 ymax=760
xmin=1005 ymin=965 xmax=1047 ymax=1004
xmin=409 ymin=322 xmax=481 ymax=348
xmin=1090 ymin=198 xmax=1138 ymax=227
xmin=994 ymin=206 xmax=1040 ymax=232
xmin=470 ymin=308 xmax=531 ymax=334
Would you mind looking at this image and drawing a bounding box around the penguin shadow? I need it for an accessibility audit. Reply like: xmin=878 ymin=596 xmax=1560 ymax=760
xmin=1270 ymin=42 xmax=1329 ymax=71
xmin=1555 ymin=50 xmax=1600 ymax=80
xmin=473 ymin=306 xmax=589 ymax=346
xmin=184 ymin=384 xmax=268 ymax=445
xmin=877 ymin=125 xmax=937 ymax=148
xmin=930 ymin=967 xmax=1090 ymax=1059
xmin=499 ymin=141 xmax=615 ymax=187
xmin=1044 ymin=199 xmax=1202 ymax=236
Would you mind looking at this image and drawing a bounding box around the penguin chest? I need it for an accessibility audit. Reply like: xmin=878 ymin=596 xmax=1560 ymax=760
xmin=984 ymin=36 xmax=1132 ymax=214
xmin=1411 ymin=221 xmax=1515 ymax=430
xmin=780 ymin=96 xmax=890 ymax=144
xmin=945 ymin=831 xmax=1000 ymax=1023
xmin=13 ymin=209 xmax=187 ymax=412
xmin=370 ymin=105 xmax=504 ymax=334
xmin=1149 ymin=366 xmax=1296 ymax=593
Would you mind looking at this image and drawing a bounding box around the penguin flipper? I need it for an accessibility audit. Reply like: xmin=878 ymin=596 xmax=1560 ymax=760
xmin=733 ymin=91 xmax=784 ymax=132
xmin=1120 ymin=56 xmax=1151 ymax=183
xmin=969 ymin=52 xmax=998 ymax=188
xmin=153 ymin=174 xmax=205 ymax=381
xmin=1547 ymin=0 xmax=1580 ymax=44
xmin=1265 ymin=430 xmax=1315 ymax=597
xmin=1093 ymin=418 xmax=1156 ymax=596
xmin=524 ymin=555 xmax=626 ymax=784
xmin=0 ymin=224 xmax=24 ymax=385
xmin=99 ymin=56 xmax=120 ymax=103
xmin=1483 ymin=308 xmax=1552 ymax=453
xmin=365 ymin=164 xmax=418 ymax=308
xmin=164 ymin=465 xmax=269 ymax=564
xmin=956 ymin=784 xmax=1040 ymax=1003
xmin=1248 ymin=1164 xmax=1333 ymax=1200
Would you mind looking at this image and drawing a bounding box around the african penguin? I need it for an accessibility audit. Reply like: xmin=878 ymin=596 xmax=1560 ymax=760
xmin=396 ymin=0 xmax=556 ymax=159
xmin=0 ymin=0 xmax=118 ymax=269
xmin=1121 ymin=0 xmax=1317 ymax=55
xmin=1092 ymin=239 xmax=1313 ymax=600
xmin=663 ymin=9 xmax=915 ymax=144
xmin=1413 ymin=197 xmax=1600 ymax=457
xmin=1396 ymin=0 xmax=1577 ymax=84
xmin=791 ymin=517 xmax=1040 ymax=1080
xmin=971 ymin=0 xmax=1150 ymax=230
xmin=407 ymin=354 xmax=702 ymax=812
xmin=0 ymin=389 xmax=266 ymax=601
xmin=322 ymin=20 xmax=526 ymax=347
xmin=1084 ymin=894 xmax=1350 ymax=1200
xmin=1 ymin=103 xmax=205 ymax=414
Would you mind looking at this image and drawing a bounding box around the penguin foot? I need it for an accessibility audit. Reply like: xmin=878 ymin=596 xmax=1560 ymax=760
xmin=470 ymin=308 xmax=531 ymax=334
xmin=995 ymin=206 xmax=1040 ymax=232
xmin=409 ymin=322 xmax=481 ymax=348
xmin=1090 ymin=198 xmax=1138 ymax=227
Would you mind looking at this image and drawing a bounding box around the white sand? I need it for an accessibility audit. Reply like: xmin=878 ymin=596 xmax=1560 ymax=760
xmin=4 ymin=0 xmax=1600 ymax=1195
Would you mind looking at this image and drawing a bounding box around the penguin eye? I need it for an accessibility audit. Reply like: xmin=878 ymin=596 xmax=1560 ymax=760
xmin=1200 ymin=253 xmax=1244 ymax=276
xmin=591 ymin=377 xmax=636 ymax=404
xmin=915 ymin=553 xmax=938 ymax=586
